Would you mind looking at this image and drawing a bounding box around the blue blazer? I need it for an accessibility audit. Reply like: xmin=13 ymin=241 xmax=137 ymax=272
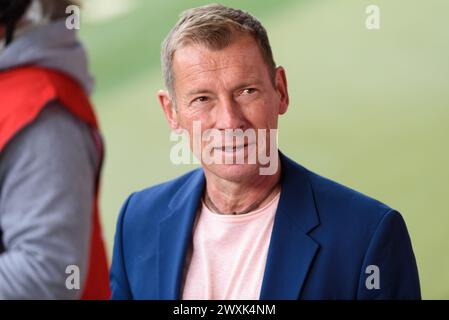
xmin=110 ymin=153 xmax=420 ymax=299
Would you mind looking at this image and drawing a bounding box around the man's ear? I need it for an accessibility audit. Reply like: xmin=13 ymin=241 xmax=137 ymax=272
xmin=157 ymin=90 xmax=181 ymax=132
xmin=274 ymin=66 xmax=289 ymax=115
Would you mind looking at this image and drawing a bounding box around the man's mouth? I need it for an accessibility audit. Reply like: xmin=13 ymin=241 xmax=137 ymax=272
xmin=213 ymin=142 xmax=256 ymax=153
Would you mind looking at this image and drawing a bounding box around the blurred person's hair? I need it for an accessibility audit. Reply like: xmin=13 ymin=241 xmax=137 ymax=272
xmin=0 ymin=0 xmax=80 ymax=46
xmin=39 ymin=0 xmax=80 ymax=21
xmin=0 ymin=0 xmax=32 ymax=44
xmin=161 ymin=3 xmax=277 ymax=107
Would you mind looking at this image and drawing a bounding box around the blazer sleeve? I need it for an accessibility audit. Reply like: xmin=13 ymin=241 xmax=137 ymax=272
xmin=357 ymin=210 xmax=421 ymax=299
xmin=110 ymin=194 xmax=134 ymax=300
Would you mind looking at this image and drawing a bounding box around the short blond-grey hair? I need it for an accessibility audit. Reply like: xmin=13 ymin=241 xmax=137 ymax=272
xmin=161 ymin=3 xmax=277 ymax=105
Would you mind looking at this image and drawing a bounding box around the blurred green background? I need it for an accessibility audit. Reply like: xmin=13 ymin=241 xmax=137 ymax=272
xmin=79 ymin=0 xmax=449 ymax=299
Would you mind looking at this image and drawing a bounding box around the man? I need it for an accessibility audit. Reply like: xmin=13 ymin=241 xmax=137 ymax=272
xmin=0 ymin=0 xmax=110 ymax=299
xmin=110 ymin=4 xmax=420 ymax=299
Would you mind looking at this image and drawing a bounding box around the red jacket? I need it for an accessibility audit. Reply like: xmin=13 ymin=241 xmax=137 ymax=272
xmin=0 ymin=66 xmax=111 ymax=299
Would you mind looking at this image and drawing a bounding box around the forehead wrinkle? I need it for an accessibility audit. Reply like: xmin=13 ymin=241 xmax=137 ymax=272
xmin=176 ymin=53 xmax=247 ymax=79
xmin=177 ymin=57 xmax=260 ymax=86
xmin=182 ymin=64 xmax=234 ymax=82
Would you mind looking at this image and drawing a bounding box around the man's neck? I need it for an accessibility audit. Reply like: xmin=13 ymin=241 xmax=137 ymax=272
xmin=203 ymin=161 xmax=282 ymax=215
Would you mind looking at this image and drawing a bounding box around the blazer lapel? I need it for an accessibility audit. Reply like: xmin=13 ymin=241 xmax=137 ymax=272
xmin=259 ymin=154 xmax=321 ymax=300
xmin=158 ymin=170 xmax=205 ymax=299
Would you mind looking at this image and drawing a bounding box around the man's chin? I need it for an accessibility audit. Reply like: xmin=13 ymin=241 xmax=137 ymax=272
xmin=204 ymin=163 xmax=262 ymax=183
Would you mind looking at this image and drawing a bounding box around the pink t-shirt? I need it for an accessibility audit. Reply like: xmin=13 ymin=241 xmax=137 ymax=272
xmin=181 ymin=192 xmax=281 ymax=300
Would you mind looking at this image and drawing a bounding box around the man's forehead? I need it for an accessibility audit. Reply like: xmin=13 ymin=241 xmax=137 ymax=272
xmin=172 ymin=39 xmax=266 ymax=83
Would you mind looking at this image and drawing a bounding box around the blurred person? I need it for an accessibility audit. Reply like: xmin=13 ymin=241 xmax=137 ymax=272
xmin=0 ymin=0 xmax=110 ymax=299
xmin=110 ymin=4 xmax=420 ymax=300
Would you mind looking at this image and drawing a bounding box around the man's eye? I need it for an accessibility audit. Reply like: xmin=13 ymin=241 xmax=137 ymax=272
xmin=242 ymin=88 xmax=256 ymax=95
xmin=192 ymin=96 xmax=209 ymax=104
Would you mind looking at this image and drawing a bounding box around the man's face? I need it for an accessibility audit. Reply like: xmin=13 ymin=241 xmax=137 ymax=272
xmin=159 ymin=34 xmax=289 ymax=182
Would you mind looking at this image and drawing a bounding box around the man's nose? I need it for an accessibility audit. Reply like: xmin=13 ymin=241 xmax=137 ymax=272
xmin=215 ymin=96 xmax=245 ymax=130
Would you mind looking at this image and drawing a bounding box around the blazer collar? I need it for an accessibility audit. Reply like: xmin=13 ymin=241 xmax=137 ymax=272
xmin=157 ymin=152 xmax=320 ymax=299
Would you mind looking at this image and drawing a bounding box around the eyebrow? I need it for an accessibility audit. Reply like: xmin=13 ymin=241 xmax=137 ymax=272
xmin=185 ymin=89 xmax=215 ymax=97
xmin=231 ymin=80 xmax=263 ymax=92
xmin=185 ymin=79 xmax=263 ymax=97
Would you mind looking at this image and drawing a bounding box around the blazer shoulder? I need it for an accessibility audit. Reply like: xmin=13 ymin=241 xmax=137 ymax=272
xmin=122 ymin=168 xmax=203 ymax=224
xmin=304 ymin=166 xmax=395 ymax=225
